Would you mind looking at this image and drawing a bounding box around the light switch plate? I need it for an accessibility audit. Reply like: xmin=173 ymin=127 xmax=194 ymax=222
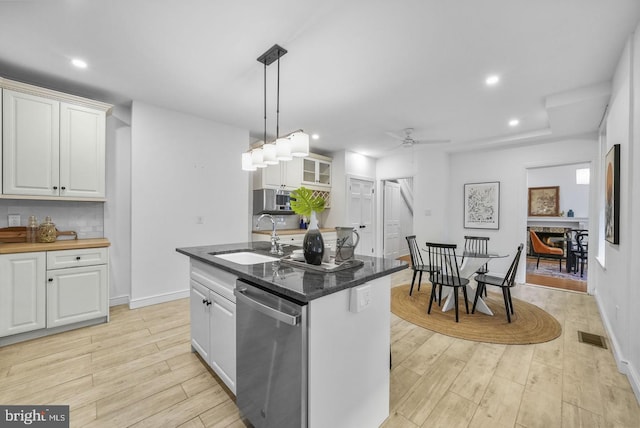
xmin=350 ymin=284 xmax=372 ymax=313
xmin=8 ymin=214 xmax=21 ymax=227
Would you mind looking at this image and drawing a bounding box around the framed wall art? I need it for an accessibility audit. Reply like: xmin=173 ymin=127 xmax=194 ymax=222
xmin=464 ymin=181 xmax=500 ymax=229
xmin=605 ymin=144 xmax=620 ymax=244
xmin=528 ymin=186 xmax=559 ymax=216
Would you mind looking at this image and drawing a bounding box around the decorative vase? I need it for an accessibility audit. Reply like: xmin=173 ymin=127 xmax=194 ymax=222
xmin=303 ymin=211 xmax=324 ymax=265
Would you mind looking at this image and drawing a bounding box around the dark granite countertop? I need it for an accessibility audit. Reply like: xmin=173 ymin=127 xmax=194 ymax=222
xmin=176 ymin=241 xmax=408 ymax=304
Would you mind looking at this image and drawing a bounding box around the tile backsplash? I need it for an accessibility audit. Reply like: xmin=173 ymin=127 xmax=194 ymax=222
xmin=0 ymin=200 xmax=104 ymax=239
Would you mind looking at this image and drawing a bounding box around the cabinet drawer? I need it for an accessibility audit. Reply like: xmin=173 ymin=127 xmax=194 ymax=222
xmin=191 ymin=260 xmax=236 ymax=303
xmin=47 ymin=247 xmax=108 ymax=270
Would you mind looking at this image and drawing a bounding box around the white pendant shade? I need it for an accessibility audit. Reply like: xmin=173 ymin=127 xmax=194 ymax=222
xmin=262 ymin=143 xmax=279 ymax=165
xmin=289 ymin=131 xmax=310 ymax=157
xmin=251 ymin=147 xmax=267 ymax=168
xmin=242 ymin=152 xmax=257 ymax=171
xmin=276 ymin=137 xmax=293 ymax=161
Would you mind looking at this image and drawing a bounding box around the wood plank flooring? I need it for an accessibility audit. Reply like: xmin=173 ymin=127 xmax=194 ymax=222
xmin=0 ymin=270 xmax=638 ymax=427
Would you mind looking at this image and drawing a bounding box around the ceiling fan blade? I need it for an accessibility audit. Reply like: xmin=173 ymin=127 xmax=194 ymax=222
xmin=385 ymin=131 xmax=405 ymax=140
xmin=413 ymin=139 xmax=451 ymax=145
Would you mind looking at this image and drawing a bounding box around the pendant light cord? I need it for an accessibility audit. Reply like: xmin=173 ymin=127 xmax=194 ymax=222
xmin=263 ymin=62 xmax=267 ymax=145
xmin=276 ymin=55 xmax=280 ymax=139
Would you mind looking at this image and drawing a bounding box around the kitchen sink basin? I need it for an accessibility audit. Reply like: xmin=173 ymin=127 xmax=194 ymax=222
xmin=212 ymin=251 xmax=280 ymax=265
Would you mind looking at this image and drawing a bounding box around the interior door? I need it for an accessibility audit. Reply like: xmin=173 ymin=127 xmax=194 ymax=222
xmin=348 ymin=178 xmax=375 ymax=256
xmin=384 ymin=181 xmax=401 ymax=259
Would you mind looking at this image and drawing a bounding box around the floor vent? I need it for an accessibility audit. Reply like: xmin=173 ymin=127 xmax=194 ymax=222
xmin=577 ymin=331 xmax=607 ymax=349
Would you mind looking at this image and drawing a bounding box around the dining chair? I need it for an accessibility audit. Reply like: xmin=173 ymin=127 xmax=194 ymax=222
xmin=463 ymin=235 xmax=490 ymax=296
xmin=575 ymin=231 xmax=588 ymax=277
xmin=405 ymin=236 xmax=437 ymax=296
xmin=472 ymin=244 xmax=524 ymax=323
xmin=529 ymin=230 xmax=564 ymax=271
xmin=425 ymin=242 xmax=469 ymax=322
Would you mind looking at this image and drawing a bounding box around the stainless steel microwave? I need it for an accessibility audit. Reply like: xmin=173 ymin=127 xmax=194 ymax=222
xmin=253 ymin=189 xmax=294 ymax=215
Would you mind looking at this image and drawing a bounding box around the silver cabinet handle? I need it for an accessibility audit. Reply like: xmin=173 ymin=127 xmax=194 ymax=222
xmin=234 ymin=287 xmax=300 ymax=326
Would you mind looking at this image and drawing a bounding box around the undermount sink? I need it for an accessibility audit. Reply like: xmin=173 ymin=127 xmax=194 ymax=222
xmin=212 ymin=251 xmax=280 ymax=265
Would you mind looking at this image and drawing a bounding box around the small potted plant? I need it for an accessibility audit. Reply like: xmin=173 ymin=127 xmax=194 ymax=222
xmin=290 ymin=186 xmax=326 ymax=265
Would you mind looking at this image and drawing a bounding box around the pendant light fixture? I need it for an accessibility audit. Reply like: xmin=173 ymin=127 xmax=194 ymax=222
xmin=241 ymin=44 xmax=309 ymax=170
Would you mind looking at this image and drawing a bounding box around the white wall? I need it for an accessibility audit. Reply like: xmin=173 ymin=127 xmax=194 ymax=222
xmin=527 ymin=162 xmax=590 ymax=218
xmin=104 ymin=104 xmax=132 ymax=305
xmin=447 ymin=138 xmax=598 ymax=283
xmin=593 ymin=26 xmax=640 ymax=401
xmin=129 ymin=101 xmax=249 ymax=308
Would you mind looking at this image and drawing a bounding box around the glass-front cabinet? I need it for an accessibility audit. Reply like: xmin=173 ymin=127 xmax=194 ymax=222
xmin=302 ymin=154 xmax=331 ymax=189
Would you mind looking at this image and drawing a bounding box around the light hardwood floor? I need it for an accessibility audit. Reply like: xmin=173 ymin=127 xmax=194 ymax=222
xmin=1 ymin=270 xmax=639 ymax=427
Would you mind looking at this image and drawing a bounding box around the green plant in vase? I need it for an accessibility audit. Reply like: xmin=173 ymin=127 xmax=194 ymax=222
xmin=290 ymin=186 xmax=326 ymax=265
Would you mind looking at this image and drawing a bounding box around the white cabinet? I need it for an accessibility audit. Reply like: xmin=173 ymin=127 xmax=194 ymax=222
xmin=253 ymin=158 xmax=302 ymax=190
xmin=0 ymin=252 xmax=46 ymax=337
xmin=0 ymin=246 xmax=109 ymax=343
xmin=190 ymin=280 xmax=211 ymax=361
xmin=46 ymin=248 xmax=109 ymax=328
xmin=253 ymin=231 xmax=337 ymax=250
xmin=302 ymin=154 xmax=331 ymax=189
xmin=1 ymin=79 xmax=110 ymax=200
xmin=190 ymin=260 xmax=236 ymax=393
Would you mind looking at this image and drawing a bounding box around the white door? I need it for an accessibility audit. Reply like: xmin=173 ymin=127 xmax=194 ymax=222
xmin=0 ymin=252 xmax=46 ymax=337
xmin=209 ymin=293 xmax=236 ymax=394
xmin=384 ymin=181 xmax=402 ymax=259
xmin=59 ymin=103 xmax=106 ymax=198
xmin=47 ymin=264 xmax=108 ymax=328
xmin=190 ymin=281 xmax=210 ymax=361
xmin=348 ymin=178 xmax=375 ymax=256
xmin=2 ymin=90 xmax=60 ymax=196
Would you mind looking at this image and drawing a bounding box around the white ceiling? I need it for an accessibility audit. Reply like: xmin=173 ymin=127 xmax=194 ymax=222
xmin=1 ymin=0 xmax=639 ymax=158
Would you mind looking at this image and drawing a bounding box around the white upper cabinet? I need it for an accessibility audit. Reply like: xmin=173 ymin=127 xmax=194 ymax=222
xmin=253 ymin=157 xmax=302 ymax=190
xmin=2 ymin=90 xmax=60 ymax=197
xmin=1 ymin=78 xmax=111 ymax=201
xmin=59 ymin=102 xmax=106 ymax=198
xmin=302 ymin=153 xmax=332 ymax=189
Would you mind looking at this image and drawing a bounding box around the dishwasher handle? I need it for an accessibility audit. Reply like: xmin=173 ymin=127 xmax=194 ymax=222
xmin=235 ymin=286 xmax=301 ymax=326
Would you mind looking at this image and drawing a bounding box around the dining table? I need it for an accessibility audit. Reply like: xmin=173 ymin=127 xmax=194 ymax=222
xmin=424 ymin=249 xmax=508 ymax=316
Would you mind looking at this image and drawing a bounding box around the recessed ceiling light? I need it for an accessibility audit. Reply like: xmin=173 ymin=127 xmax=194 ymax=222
xmin=71 ymin=58 xmax=88 ymax=69
xmin=485 ymin=75 xmax=500 ymax=86
xmin=509 ymin=118 xmax=520 ymax=127
xmin=311 ymin=134 xmax=320 ymax=140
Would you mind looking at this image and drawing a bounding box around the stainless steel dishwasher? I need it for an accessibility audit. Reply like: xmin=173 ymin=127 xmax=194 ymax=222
xmin=234 ymin=279 xmax=308 ymax=428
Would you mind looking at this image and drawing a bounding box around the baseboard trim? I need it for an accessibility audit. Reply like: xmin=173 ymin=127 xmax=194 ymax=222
xmin=110 ymin=295 xmax=130 ymax=307
xmin=595 ymin=292 xmax=640 ymax=404
xmin=129 ymin=289 xmax=190 ymax=309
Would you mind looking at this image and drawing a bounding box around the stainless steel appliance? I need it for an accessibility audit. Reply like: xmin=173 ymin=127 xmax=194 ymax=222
xmin=253 ymin=188 xmax=294 ymax=215
xmin=234 ymin=280 xmax=307 ymax=428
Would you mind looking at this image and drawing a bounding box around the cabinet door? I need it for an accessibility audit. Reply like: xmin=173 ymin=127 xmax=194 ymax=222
xmin=2 ymin=90 xmax=60 ymax=196
xmin=0 ymin=252 xmax=46 ymax=337
xmin=190 ymin=280 xmax=210 ymax=361
xmin=210 ymin=292 xmax=236 ymax=394
xmin=283 ymin=158 xmax=302 ymax=189
xmin=302 ymin=157 xmax=331 ymax=189
xmin=59 ymin=103 xmax=106 ymax=198
xmin=46 ymin=264 xmax=108 ymax=328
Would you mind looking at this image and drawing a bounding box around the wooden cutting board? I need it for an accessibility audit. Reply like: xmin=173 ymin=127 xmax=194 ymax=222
xmin=0 ymin=227 xmax=27 ymax=242
xmin=0 ymin=227 xmax=78 ymax=243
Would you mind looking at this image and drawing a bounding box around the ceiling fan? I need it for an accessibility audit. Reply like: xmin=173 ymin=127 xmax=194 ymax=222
xmin=386 ymin=128 xmax=450 ymax=149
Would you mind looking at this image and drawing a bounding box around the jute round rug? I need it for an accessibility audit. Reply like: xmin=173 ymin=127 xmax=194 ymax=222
xmin=391 ymin=284 xmax=561 ymax=344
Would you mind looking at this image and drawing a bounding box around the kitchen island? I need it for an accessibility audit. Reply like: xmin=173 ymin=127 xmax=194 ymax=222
xmin=177 ymin=241 xmax=407 ymax=428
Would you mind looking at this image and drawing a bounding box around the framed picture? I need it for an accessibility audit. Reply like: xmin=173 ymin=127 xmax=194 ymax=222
xmin=528 ymin=186 xmax=559 ymax=216
xmin=605 ymin=144 xmax=620 ymax=244
xmin=464 ymin=182 xmax=500 ymax=229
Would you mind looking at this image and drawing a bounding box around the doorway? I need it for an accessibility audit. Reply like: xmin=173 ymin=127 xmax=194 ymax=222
xmin=525 ymin=163 xmax=590 ymax=292
xmin=346 ymin=177 xmax=375 ymax=256
xmin=382 ymin=177 xmax=414 ymax=260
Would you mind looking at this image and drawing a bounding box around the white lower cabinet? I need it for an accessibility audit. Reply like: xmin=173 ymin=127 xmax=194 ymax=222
xmin=190 ymin=260 xmax=236 ymax=394
xmin=0 ymin=252 xmax=46 ymax=337
xmin=0 ymin=247 xmax=109 ymax=343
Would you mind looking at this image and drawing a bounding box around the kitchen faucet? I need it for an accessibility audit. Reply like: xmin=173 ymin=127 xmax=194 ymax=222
xmin=256 ymin=214 xmax=283 ymax=255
